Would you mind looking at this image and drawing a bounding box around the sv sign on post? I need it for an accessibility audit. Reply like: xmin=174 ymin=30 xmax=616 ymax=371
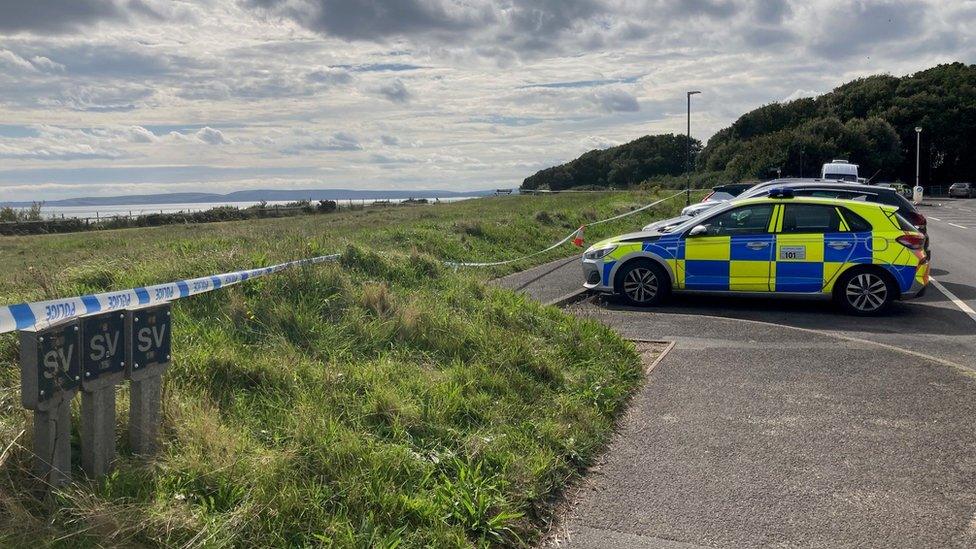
xmin=81 ymin=311 xmax=126 ymax=390
xmin=20 ymin=320 xmax=81 ymax=410
xmin=126 ymin=304 xmax=172 ymax=381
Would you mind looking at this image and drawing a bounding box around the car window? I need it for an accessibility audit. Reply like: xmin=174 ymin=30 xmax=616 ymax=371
xmin=780 ymin=204 xmax=843 ymax=233
xmin=840 ymin=208 xmax=872 ymax=232
xmin=698 ymin=204 xmax=774 ymax=236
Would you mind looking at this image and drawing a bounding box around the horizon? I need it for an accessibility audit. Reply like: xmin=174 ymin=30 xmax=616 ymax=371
xmin=1 ymin=1 xmax=974 ymax=202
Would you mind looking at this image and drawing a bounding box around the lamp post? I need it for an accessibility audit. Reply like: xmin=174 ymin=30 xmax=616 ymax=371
xmin=686 ymin=90 xmax=701 ymax=206
xmin=914 ymin=126 xmax=922 ymax=188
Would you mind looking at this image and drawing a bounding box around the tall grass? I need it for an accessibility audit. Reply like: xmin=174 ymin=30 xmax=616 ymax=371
xmin=0 ymin=192 xmax=684 ymax=547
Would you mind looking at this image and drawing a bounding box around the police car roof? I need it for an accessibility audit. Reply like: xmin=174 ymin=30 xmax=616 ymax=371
xmin=734 ymin=194 xmax=899 ymax=212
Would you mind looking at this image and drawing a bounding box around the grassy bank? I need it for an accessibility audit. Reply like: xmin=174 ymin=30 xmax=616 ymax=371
xmin=0 ymin=191 xmax=683 ymax=547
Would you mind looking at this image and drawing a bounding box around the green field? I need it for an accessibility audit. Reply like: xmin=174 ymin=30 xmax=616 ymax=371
xmin=0 ymin=191 xmax=684 ymax=547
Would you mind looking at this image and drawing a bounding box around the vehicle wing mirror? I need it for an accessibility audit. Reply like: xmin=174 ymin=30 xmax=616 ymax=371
xmin=688 ymin=224 xmax=709 ymax=237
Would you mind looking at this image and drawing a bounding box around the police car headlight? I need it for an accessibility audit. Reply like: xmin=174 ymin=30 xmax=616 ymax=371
xmin=584 ymin=245 xmax=617 ymax=260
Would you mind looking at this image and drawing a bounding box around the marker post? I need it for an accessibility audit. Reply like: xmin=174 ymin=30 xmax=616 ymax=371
xmin=19 ymin=320 xmax=81 ymax=488
xmin=79 ymin=311 xmax=126 ymax=477
xmin=125 ymin=304 xmax=172 ymax=456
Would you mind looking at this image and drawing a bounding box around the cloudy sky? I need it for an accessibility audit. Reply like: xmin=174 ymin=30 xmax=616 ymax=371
xmin=0 ymin=0 xmax=973 ymax=201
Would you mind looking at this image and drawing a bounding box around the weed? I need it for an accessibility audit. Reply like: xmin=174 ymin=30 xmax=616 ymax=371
xmin=436 ymin=459 xmax=523 ymax=547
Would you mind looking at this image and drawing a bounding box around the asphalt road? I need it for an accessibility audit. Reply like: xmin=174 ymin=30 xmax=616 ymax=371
xmin=495 ymin=206 xmax=976 ymax=548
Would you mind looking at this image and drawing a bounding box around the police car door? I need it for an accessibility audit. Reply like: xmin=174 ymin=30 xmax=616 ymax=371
xmin=683 ymin=203 xmax=775 ymax=291
xmin=774 ymin=204 xmax=847 ymax=292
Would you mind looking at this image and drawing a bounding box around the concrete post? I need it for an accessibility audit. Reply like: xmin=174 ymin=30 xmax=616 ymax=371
xmin=128 ymin=375 xmax=162 ymax=455
xmin=79 ymin=311 xmax=126 ymax=478
xmin=20 ymin=322 xmax=81 ymax=489
xmin=125 ymin=304 xmax=171 ymax=457
xmin=80 ymin=388 xmax=116 ymax=476
xmin=32 ymin=393 xmax=73 ymax=487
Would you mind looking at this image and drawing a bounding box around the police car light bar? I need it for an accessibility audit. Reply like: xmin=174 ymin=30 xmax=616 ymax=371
xmin=768 ymin=187 xmax=795 ymax=199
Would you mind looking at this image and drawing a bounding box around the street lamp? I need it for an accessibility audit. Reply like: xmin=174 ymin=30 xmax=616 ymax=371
xmin=686 ymin=90 xmax=701 ymax=206
xmin=915 ymin=127 xmax=922 ymax=188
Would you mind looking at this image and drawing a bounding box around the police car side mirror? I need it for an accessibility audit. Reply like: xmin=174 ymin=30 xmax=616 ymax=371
xmin=688 ymin=224 xmax=709 ymax=237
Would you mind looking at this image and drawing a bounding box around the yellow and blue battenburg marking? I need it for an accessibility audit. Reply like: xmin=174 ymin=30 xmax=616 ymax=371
xmin=601 ymin=216 xmax=922 ymax=294
xmin=591 ymin=197 xmax=928 ymax=300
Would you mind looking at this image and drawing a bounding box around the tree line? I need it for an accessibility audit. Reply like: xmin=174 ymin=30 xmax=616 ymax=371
xmin=521 ymin=62 xmax=976 ymax=189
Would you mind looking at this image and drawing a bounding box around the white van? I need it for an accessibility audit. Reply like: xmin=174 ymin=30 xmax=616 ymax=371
xmin=821 ymin=160 xmax=859 ymax=182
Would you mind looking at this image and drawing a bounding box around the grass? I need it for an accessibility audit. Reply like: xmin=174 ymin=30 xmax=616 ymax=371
xmin=0 ymin=191 xmax=687 ymax=547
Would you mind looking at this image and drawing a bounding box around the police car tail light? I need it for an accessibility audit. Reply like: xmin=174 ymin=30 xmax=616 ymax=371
xmin=904 ymin=211 xmax=926 ymax=228
xmin=895 ymin=234 xmax=925 ymax=251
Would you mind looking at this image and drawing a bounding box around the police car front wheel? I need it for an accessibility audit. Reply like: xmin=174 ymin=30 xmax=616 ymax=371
xmin=835 ymin=268 xmax=896 ymax=316
xmin=616 ymin=260 xmax=670 ymax=307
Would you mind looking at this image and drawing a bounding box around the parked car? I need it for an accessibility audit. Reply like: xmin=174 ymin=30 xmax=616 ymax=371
xmin=585 ymin=191 xmax=930 ymax=315
xmin=949 ymin=182 xmax=975 ymax=198
xmin=643 ymin=214 xmax=695 ymax=233
xmin=821 ymin=160 xmax=859 ymax=182
xmin=680 ymin=201 xmax=724 ymax=217
xmin=680 ymin=183 xmax=755 ymax=217
xmin=703 ymin=180 xmax=930 ymax=255
xmin=700 ymin=183 xmax=753 ymax=202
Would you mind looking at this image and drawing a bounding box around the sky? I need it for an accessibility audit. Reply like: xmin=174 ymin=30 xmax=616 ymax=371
xmin=0 ymin=0 xmax=974 ymax=201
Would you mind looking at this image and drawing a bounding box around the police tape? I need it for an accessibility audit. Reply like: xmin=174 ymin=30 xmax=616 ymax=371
xmin=444 ymin=191 xmax=685 ymax=267
xmin=0 ymin=190 xmax=686 ymax=333
xmin=0 ymin=254 xmax=341 ymax=335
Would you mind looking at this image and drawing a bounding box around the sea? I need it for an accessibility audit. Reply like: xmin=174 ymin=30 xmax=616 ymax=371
xmin=36 ymin=196 xmax=478 ymax=220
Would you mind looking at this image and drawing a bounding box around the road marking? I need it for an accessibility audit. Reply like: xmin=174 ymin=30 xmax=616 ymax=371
xmin=589 ymin=308 xmax=976 ymax=376
xmin=929 ymin=217 xmax=941 ymax=221
xmin=632 ymin=340 xmax=676 ymax=375
xmin=949 ymin=223 xmax=969 ymax=229
xmin=931 ymin=278 xmax=976 ymax=324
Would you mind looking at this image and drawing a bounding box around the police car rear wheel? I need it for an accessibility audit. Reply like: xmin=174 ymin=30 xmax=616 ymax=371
xmin=617 ymin=260 xmax=669 ymax=306
xmin=837 ymin=269 xmax=894 ymax=315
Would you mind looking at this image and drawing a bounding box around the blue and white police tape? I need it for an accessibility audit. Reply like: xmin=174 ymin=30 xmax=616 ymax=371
xmin=0 ymin=254 xmax=340 ymax=335
xmin=0 ymin=190 xmax=686 ymax=332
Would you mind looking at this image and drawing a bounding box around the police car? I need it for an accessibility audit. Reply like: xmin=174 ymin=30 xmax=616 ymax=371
xmin=582 ymin=189 xmax=930 ymax=315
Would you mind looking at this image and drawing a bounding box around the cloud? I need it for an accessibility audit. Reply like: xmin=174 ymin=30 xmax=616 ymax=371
xmin=809 ymin=0 xmax=928 ymax=59
xmin=0 ymin=0 xmax=126 ymax=33
xmin=518 ymin=76 xmax=641 ymax=89
xmin=782 ymin=89 xmax=821 ymax=102
xmin=306 ymin=67 xmax=353 ymax=85
xmin=590 ymin=89 xmax=640 ymax=113
xmin=662 ymin=0 xmax=740 ymax=19
xmin=243 ymin=0 xmax=492 ymax=41
xmin=0 ymin=125 xmax=131 ymax=160
xmin=280 ymin=131 xmax=363 ymax=154
xmin=753 ymin=0 xmax=792 ymax=23
xmin=0 ymin=0 xmax=972 ymax=201
xmin=166 ymin=127 xmax=232 ymax=145
xmin=377 ymin=78 xmax=412 ymax=103
xmin=40 ymin=83 xmax=155 ymax=112
xmin=195 ymin=127 xmax=230 ymax=145
xmin=0 ymin=49 xmax=37 ymax=71
xmin=580 ymin=135 xmax=619 ymax=150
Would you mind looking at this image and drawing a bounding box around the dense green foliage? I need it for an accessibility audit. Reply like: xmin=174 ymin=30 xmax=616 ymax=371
xmin=522 ymin=62 xmax=976 ymax=190
xmin=521 ymin=134 xmax=701 ymax=190
xmin=0 ymin=192 xmax=682 ymax=547
xmin=701 ymin=62 xmax=976 ymax=184
xmin=0 ymin=203 xmax=42 ymax=223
